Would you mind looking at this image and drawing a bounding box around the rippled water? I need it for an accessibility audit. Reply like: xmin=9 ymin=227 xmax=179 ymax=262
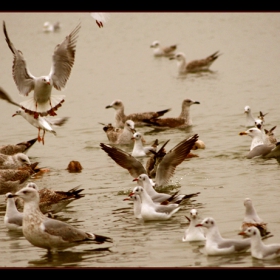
xmin=0 ymin=12 xmax=280 ymax=268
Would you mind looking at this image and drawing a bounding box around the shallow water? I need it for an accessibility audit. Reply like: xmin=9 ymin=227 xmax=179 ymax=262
xmin=0 ymin=12 xmax=280 ymax=268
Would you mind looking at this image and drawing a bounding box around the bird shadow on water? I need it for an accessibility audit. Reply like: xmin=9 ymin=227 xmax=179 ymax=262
xmin=27 ymin=247 xmax=113 ymax=267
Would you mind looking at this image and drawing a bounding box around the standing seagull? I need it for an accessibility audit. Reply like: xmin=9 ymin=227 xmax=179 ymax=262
xmin=3 ymin=21 xmax=81 ymax=119
xmin=169 ymin=51 xmax=221 ymax=74
xmin=10 ymin=184 xmax=113 ymax=253
xmin=239 ymin=226 xmax=280 ymax=260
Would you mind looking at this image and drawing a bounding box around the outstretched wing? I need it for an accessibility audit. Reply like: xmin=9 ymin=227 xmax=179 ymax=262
xmin=3 ymin=21 xmax=35 ymax=96
xmin=49 ymin=22 xmax=81 ymax=90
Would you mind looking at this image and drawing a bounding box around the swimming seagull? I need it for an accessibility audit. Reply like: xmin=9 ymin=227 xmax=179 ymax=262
xmin=100 ymin=134 xmax=199 ymax=187
xmin=10 ymin=183 xmax=113 ymax=252
xmin=241 ymin=198 xmax=270 ymax=238
xmin=100 ymin=120 xmax=137 ymax=145
xmin=182 ymin=209 xmax=206 ymax=242
xmin=123 ymin=193 xmax=142 ymax=219
xmin=143 ymin=99 xmax=200 ymax=129
xmin=264 ymin=126 xmax=277 ymax=145
xmin=105 ymin=99 xmax=171 ymax=128
xmin=239 ymin=226 xmax=280 ymax=260
xmin=169 ymin=51 xmax=221 ymax=74
xmin=0 ymin=138 xmax=37 ymax=155
xmin=150 ymin=40 xmax=177 ymax=57
xmin=244 ymin=106 xmax=259 ymax=128
xmin=15 ymin=183 xmax=85 ymax=215
xmin=43 ymin=21 xmax=61 ymax=33
xmin=133 ymin=174 xmax=200 ymax=205
xmin=0 ymin=153 xmax=31 ymax=169
xmin=3 ymin=21 xmax=81 ymax=119
xmin=129 ymin=186 xmax=181 ymax=221
xmin=0 ymin=86 xmax=68 ymax=145
xmin=195 ymin=217 xmax=251 ymax=255
xmin=4 ymin=192 xmax=23 ymax=231
xmin=131 ymin=132 xmax=158 ymax=157
xmin=90 ymin=13 xmax=110 ymax=28
xmin=239 ymin=127 xmax=280 ymax=160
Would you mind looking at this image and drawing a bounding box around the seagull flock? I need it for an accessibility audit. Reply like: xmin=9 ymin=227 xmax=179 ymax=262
xmin=1 ymin=14 xmax=280 ymax=262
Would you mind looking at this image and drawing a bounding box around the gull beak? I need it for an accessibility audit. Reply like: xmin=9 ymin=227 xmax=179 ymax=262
xmin=239 ymin=131 xmax=248 ymax=135
xmin=132 ymin=178 xmax=138 ymax=182
xmin=129 ymin=192 xmax=135 ymax=197
xmin=185 ymin=216 xmax=191 ymax=222
xmin=195 ymin=224 xmax=203 ymax=227
xmin=238 ymin=231 xmax=246 ymax=236
xmin=123 ymin=197 xmax=131 ymax=201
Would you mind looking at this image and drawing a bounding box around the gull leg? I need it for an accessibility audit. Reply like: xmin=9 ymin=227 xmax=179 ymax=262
xmin=37 ymin=128 xmax=42 ymax=143
xmin=42 ymin=130 xmax=46 ymax=145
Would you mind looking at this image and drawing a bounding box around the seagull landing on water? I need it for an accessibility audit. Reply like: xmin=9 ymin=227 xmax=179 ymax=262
xmin=3 ymin=21 xmax=81 ymax=119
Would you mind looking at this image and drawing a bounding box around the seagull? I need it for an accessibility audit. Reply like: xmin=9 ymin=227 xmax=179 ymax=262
xmin=43 ymin=21 xmax=61 ymax=33
xmin=142 ymin=99 xmax=200 ymax=129
xmin=131 ymin=132 xmax=158 ymax=157
xmin=4 ymin=192 xmax=23 ymax=231
xmin=105 ymin=99 xmax=171 ymax=128
xmin=0 ymin=162 xmax=43 ymax=195
xmin=239 ymin=127 xmax=280 ymax=160
xmin=0 ymin=138 xmax=37 ymax=155
xmin=241 ymin=198 xmax=270 ymax=238
xmin=90 ymin=13 xmax=110 ymax=28
xmin=150 ymin=40 xmax=177 ymax=57
xmin=129 ymin=186 xmax=181 ymax=221
xmin=0 ymin=86 xmax=69 ymax=145
xmin=133 ymin=174 xmax=200 ymax=205
xmin=244 ymin=106 xmax=260 ymax=128
xmin=239 ymin=226 xmax=280 ymax=260
xmin=182 ymin=209 xmax=206 ymax=242
xmin=12 ymin=108 xmax=69 ymax=145
xmin=123 ymin=193 xmax=142 ymax=219
xmin=100 ymin=134 xmax=199 ymax=187
xmin=0 ymin=153 xmax=31 ymax=169
xmin=3 ymin=21 xmax=81 ymax=119
xmin=195 ymin=217 xmax=251 ymax=255
xmin=264 ymin=126 xmax=277 ymax=145
xmin=169 ymin=51 xmax=221 ymax=74
xmin=15 ymin=183 xmax=86 ymax=215
xmin=10 ymin=183 xmax=113 ymax=252
xmin=100 ymin=120 xmax=137 ymax=145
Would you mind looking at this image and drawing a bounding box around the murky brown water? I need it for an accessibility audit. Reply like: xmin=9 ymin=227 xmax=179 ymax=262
xmin=0 ymin=12 xmax=280 ymax=268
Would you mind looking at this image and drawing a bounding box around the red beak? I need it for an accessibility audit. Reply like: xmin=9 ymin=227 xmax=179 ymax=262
xmin=195 ymin=224 xmax=203 ymax=227
xmin=132 ymin=178 xmax=138 ymax=182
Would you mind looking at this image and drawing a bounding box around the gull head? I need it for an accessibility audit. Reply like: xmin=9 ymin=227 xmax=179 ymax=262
xmin=124 ymin=120 xmax=136 ymax=133
xmin=244 ymin=105 xmax=251 ymax=114
xmin=169 ymin=52 xmax=186 ymax=61
xmin=105 ymin=100 xmax=123 ymax=110
xmin=195 ymin=217 xmax=215 ymax=229
xmin=238 ymin=226 xmax=259 ymax=238
xmin=14 ymin=184 xmax=40 ymax=203
xmin=150 ymin=40 xmax=160 ymax=48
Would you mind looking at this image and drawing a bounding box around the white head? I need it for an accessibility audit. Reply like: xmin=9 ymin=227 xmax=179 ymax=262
xmin=124 ymin=120 xmax=136 ymax=133
xmin=150 ymin=40 xmax=160 ymax=48
xmin=132 ymin=132 xmax=142 ymax=141
xmin=244 ymin=105 xmax=251 ymax=114
xmin=15 ymin=153 xmax=31 ymax=166
xmin=195 ymin=217 xmax=216 ymax=229
xmin=14 ymin=184 xmax=40 ymax=204
xmin=239 ymin=226 xmax=260 ymax=238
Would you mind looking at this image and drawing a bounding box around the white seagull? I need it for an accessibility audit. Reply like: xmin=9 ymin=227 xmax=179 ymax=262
xmin=142 ymin=99 xmax=200 ymax=129
xmin=239 ymin=226 xmax=280 ymax=260
xmin=195 ymin=217 xmax=251 ymax=255
xmin=100 ymin=134 xmax=199 ymax=187
xmin=90 ymin=13 xmax=110 ymax=28
xmin=150 ymin=40 xmax=177 ymax=57
xmin=169 ymin=51 xmax=221 ymax=74
xmin=182 ymin=209 xmax=206 ymax=242
xmin=4 ymin=192 xmax=23 ymax=231
xmin=100 ymin=120 xmax=137 ymax=145
xmin=239 ymin=127 xmax=280 ymax=160
xmin=133 ymin=174 xmax=200 ymax=205
xmin=0 ymin=86 xmax=69 ymax=145
xmin=129 ymin=186 xmax=180 ymax=221
xmin=241 ymin=198 xmax=270 ymax=238
xmin=123 ymin=193 xmax=142 ymax=219
xmin=131 ymin=132 xmax=158 ymax=157
xmin=105 ymin=99 xmax=171 ymax=128
xmin=11 ymin=183 xmax=113 ymax=252
xmin=3 ymin=21 xmax=81 ymax=119
xmin=244 ymin=105 xmax=258 ymax=128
